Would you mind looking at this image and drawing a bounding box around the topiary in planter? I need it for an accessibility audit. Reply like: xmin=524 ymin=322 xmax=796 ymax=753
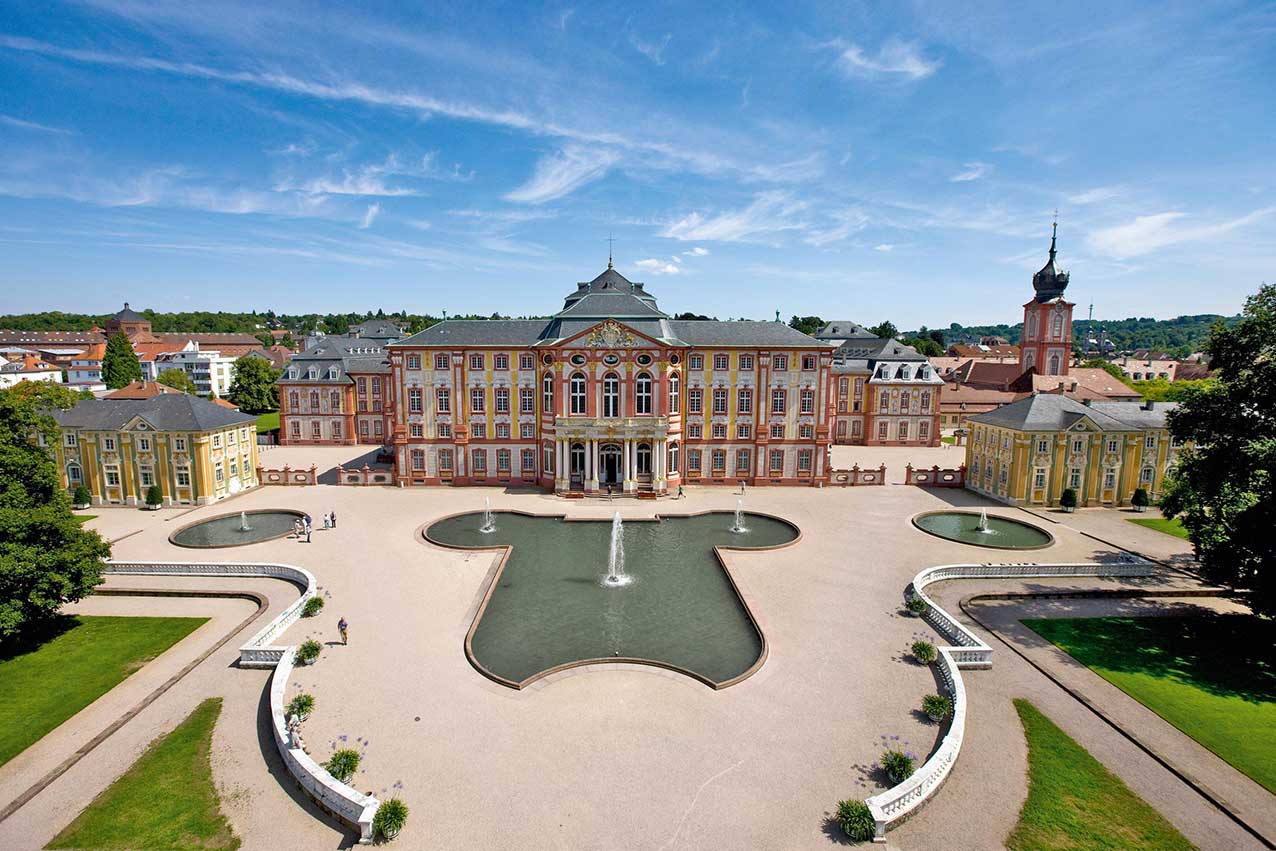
xmin=72 ymin=484 xmax=91 ymax=508
xmin=295 ymin=639 xmax=321 ymax=665
xmin=905 ymin=596 xmax=929 ymax=616
xmin=286 ymin=693 xmax=314 ymax=721
xmin=325 ymin=748 xmax=359 ymax=783
xmin=921 ymin=693 xmax=952 ymax=722
xmin=911 ymin=640 xmax=937 ymax=664
xmin=881 ymin=749 xmax=915 ymax=785
xmin=374 ymin=797 xmax=409 ymax=841
xmin=1132 ymin=487 xmax=1149 ymax=511
xmin=835 ymin=799 xmax=874 ymax=842
xmin=302 ymin=596 xmax=325 ymax=617
xmin=1060 ymin=487 xmax=1078 ymax=512
xmin=145 ymin=483 xmax=162 ymax=508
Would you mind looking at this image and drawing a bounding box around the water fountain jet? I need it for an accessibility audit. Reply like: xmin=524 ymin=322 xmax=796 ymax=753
xmin=479 ymin=497 xmax=496 ymax=534
xmin=730 ymin=498 xmax=748 ymax=533
xmin=976 ymin=509 xmax=993 ymax=534
xmin=239 ymin=511 xmax=252 ymax=532
xmin=602 ymin=512 xmax=632 ymax=587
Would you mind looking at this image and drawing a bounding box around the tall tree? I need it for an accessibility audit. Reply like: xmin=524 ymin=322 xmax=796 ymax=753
xmin=1079 ymin=358 xmax=1132 ymax=383
xmin=156 ymin=367 xmax=198 ymax=394
xmin=1161 ymin=286 xmax=1276 ymax=616
xmin=101 ymin=331 xmax=142 ymax=389
xmin=227 ymin=356 xmax=281 ymax=414
xmin=0 ymin=383 xmax=109 ymax=643
xmin=869 ymin=321 xmax=898 ymax=340
xmin=788 ymin=316 xmax=825 ymax=337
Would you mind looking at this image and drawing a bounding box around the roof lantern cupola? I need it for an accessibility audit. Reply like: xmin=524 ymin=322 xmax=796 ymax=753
xmin=1032 ymin=219 xmax=1070 ymax=302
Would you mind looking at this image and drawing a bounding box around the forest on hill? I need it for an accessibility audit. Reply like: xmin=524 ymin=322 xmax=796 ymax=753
xmin=931 ymin=313 xmax=1236 ymax=357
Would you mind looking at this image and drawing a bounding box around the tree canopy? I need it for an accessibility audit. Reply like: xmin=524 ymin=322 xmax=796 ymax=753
xmin=1160 ymin=285 xmax=1276 ymax=616
xmin=156 ymin=368 xmax=198 ymax=394
xmin=788 ymin=315 xmax=825 ymax=337
xmin=227 ymin=356 xmax=280 ymax=414
xmin=0 ymin=383 xmax=109 ymax=643
xmin=102 ymin=332 xmax=141 ymax=389
xmin=1079 ymin=358 xmax=1131 ymax=383
xmin=869 ymin=321 xmax=898 ymax=340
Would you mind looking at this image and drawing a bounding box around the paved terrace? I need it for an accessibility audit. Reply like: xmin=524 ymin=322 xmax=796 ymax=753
xmin=5 ymin=479 xmax=1261 ymax=850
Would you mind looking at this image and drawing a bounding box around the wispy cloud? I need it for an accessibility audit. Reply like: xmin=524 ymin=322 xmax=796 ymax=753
xmin=831 ymin=39 xmax=941 ymax=81
xmin=1087 ymin=207 xmax=1276 ymax=259
xmin=630 ymin=31 xmax=672 ymax=65
xmin=950 ymin=162 xmax=992 ymax=183
xmin=279 ymin=151 xmax=469 ymax=197
xmin=662 ymin=191 xmax=807 ymax=243
xmin=804 ymin=207 xmax=869 ymax=246
xmin=634 ymin=257 xmax=680 ymax=274
xmin=1068 ymin=186 xmax=1121 ymax=204
xmin=504 ymin=145 xmax=618 ymax=203
xmin=359 ymin=203 xmax=381 ymax=229
xmin=684 ymin=246 xmax=709 ymax=256
xmin=0 ymin=114 xmax=73 ymax=134
xmin=874 ymin=243 xmax=894 ymax=252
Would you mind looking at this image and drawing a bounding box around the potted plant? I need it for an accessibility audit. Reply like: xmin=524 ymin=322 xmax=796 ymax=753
xmin=374 ymin=798 xmax=409 ymax=841
xmin=911 ymin=640 xmax=937 ymax=665
xmin=295 ymin=639 xmax=321 ymax=666
xmin=1060 ymin=487 xmax=1078 ymax=513
xmin=905 ymin=596 xmax=929 ymax=616
xmin=834 ymin=799 xmax=874 ymax=842
xmin=921 ymin=693 xmax=952 ymax=722
xmin=72 ymin=484 xmax=92 ymax=510
xmin=881 ymin=749 xmax=915 ymax=785
xmin=286 ymin=693 xmax=314 ymax=722
xmin=1131 ymin=487 xmax=1149 ymax=512
xmin=325 ymin=748 xmax=360 ymax=783
xmin=302 ymin=596 xmax=325 ymax=617
xmin=144 ymin=484 xmax=163 ymax=510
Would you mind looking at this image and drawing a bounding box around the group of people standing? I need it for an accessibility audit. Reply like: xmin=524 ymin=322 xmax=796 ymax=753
xmin=291 ymin=511 xmax=337 ymax=542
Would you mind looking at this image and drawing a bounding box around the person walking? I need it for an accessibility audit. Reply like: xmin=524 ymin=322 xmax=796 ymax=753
xmin=677 ymin=484 xmax=684 ymax=499
xmin=330 ymin=510 xmax=337 ymax=528
xmin=322 ymin=513 xmax=330 ymax=530
xmin=337 ymin=617 xmax=349 ymax=645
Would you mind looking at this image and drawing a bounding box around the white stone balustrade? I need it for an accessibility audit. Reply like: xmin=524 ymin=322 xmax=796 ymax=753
xmin=103 ymin=560 xmax=380 ymax=843
xmin=863 ymin=559 xmax=1155 ymax=841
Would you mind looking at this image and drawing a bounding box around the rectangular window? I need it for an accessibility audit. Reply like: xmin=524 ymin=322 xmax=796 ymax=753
xmin=1104 ymin=468 xmax=1116 ymax=488
xmin=879 ymin=420 xmax=889 ymax=440
xmin=438 ymin=449 xmax=453 ymax=471
xmin=138 ymin=437 xmax=151 ymax=452
xmin=409 ymin=388 xmax=423 ymax=413
xmin=176 ymin=467 xmax=190 ymax=487
xmin=104 ymin=465 xmax=120 ymax=487
xmin=290 ymin=421 xmax=301 ymax=438
xmin=472 ymin=449 xmax=487 ymax=473
xmin=688 ymin=388 xmax=703 ymax=414
xmin=1108 ymin=439 xmax=1119 ymax=453
xmin=899 ymin=421 xmax=909 ymax=440
xmin=851 ymin=419 xmax=862 ymax=437
xmin=839 ymin=377 xmax=850 ymax=396
xmin=173 ymin=436 xmax=188 ymax=453
xmin=712 ymin=423 xmax=727 ymax=439
xmin=520 ymin=424 xmax=534 ymax=439
xmin=64 ymin=432 xmax=77 ymax=447
xmin=407 ymin=354 xmax=421 ymax=370
xmin=470 ymin=388 xmax=485 ymax=413
xmin=140 ymin=466 xmax=155 ymax=487
xmin=334 ymin=421 xmax=344 ymax=439
xmin=311 ymin=421 xmax=321 ymax=438
xmin=1069 ymin=469 xmax=1081 ymax=489
xmin=360 ymin=421 xmax=370 ymax=438
xmin=688 ymin=424 xmax=702 ymax=439
xmin=799 ymin=423 xmax=813 ymax=439
xmin=687 ymin=449 xmax=702 ymax=471
xmin=411 ymin=449 xmax=425 ymax=471
xmin=436 ymin=387 xmax=451 ymax=413
xmin=522 ymin=449 xmax=536 ymax=471
xmin=520 ymin=388 xmax=534 ymax=414
xmin=771 ymin=388 xmax=786 ymax=414
xmin=1141 ymin=466 xmax=1153 ymax=482
xmin=438 ymin=423 xmax=452 ymax=438
xmin=769 ymin=449 xmax=784 ymax=472
xmin=1145 ymin=435 xmax=1156 ymax=449
xmin=1034 ymin=468 xmax=1047 ymax=488
xmin=495 ymin=387 xmax=510 ymax=413
xmin=713 ymin=353 xmax=729 ymax=371
xmin=497 ymin=449 xmax=511 ymax=472
xmin=470 ymin=354 xmax=484 ymax=371
xmin=410 ymin=423 xmax=423 ymax=438
xmin=1072 ymin=438 xmax=1084 ymax=453
xmin=689 ymin=354 xmax=704 ymax=370
xmin=494 ymin=354 xmax=509 ymax=370
xmin=770 ymin=424 xmax=784 ymax=439
xmin=773 ymin=355 xmax=788 ymax=371
xmin=736 ymin=423 xmax=751 ymax=439
xmin=802 ymin=354 xmax=815 ymax=370
xmin=919 ymin=420 xmax=929 ymax=440
xmin=854 ymin=378 xmax=864 ymax=397
xmin=879 ymin=393 xmax=889 ymax=413
xmin=229 ymin=461 xmax=238 ymax=478
xmin=713 ymin=388 xmax=728 ymax=414
xmin=104 ymin=436 xmax=117 ymax=452
xmin=800 ymin=387 xmax=814 ymax=414
xmin=797 ymin=449 xmax=812 ymax=471
xmin=496 ymin=423 xmax=510 ymax=439
xmin=543 ymin=445 xmax=553 ymax=471
xmin=372 ymin=377 xmax=381 ymax=395
xmin=357 ymin=377 xmax=367 ymax=394
xmin=735 ymin=449 xmax=750 ymax=473
xmin=435 ymin=353 xmax=450 ymax=370
xmin=471 ymin=422 xmax=486 ymax=438
xmin=1037 ymin=439 xmax=1049 ymax=453
xmin=737 ymin=388 xmax=752 ymax=414
xmin=739 ymin=354 xmax=754 ymax=370
xmin=215 ymin=465 xmax=225 ymax=484
xmin=712 ymin=449 xmax=726 ymax=471
xmin=520 ymin=353 xmax=534 ymax=370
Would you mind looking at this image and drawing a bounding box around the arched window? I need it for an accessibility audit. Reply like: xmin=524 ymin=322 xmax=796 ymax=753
xmin=1028 ymin=313 xmax=1039 ymax=340
xmin=542 ymin=372 xmax=554 ymax=413
xmin=635 ymin=372 xmax=653 ymax=415
xmin=570 ymin=372 xmax=587 ymax=415
xmin=636 ymin=442 xmax=651 ymax=475
xmin=668 ymin=372 xmax=680 ymax=414
xmin=603 ymin=373 xmax=620 ymax=418
xmin=1051 ymin=312 xmax=1064 ymax=339
xmin=1048 ymin=353 xmax=1061 ymax=375
xmin=668 ymin=441 xmax=680 ymax=474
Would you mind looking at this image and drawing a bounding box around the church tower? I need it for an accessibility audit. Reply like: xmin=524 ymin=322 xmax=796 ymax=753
xmin=1019 ymin=221 xmax=1073 ymax=376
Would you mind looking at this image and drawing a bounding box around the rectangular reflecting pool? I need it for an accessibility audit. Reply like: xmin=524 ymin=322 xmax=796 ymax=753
xmin=425 ymin=511 xmax=798 ymax=688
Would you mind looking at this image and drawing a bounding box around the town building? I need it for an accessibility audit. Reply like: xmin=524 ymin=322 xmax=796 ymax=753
xmin=812 ymin=322 xmax=943 ymax=446
xmin=102 ymin=380 xmax=184 ymax=400
xmin=153 ymin=342 xmax=238 ymax=397
xmin=50 ymin=394 xmax=259 ymax=506
xmin=360 ymin=265 xmax=833 ymax=493
xmin=66 ymin=342 xmax=107 ymax=390
xmin=964 ymin=395 xmax=1180 ymax=507
xmin=945 ymin=342 xmax=1020 ymax=361
xmin=0 ymin=350 xmax=65 ymax=388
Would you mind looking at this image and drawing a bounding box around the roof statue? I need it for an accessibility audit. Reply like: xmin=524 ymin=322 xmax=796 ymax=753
xmin=1032 ymin=220 xmax=1070 ymax=302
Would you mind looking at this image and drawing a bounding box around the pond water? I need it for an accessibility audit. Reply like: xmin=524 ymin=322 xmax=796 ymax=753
xmin=170 ymin=510 xmax=306 ymax=547
xmin=912 ymin=511 xmax=1053 ymax=549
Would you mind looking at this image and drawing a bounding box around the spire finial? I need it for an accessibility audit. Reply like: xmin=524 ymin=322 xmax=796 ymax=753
xmin=1049 ymin=211 xmax=1058 ymax=260
xmin=606 ymin=233 xmax=615 ymax=269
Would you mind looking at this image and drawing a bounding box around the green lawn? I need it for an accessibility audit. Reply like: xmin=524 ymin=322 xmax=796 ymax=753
xmin=255 ymin=411 xmax=279 ymax=433
xmin=0 ymin=615 xmax=207 ymax=767
xmin=1127 ymin=516 xmax=1190 ymax=539
xmin=71 ymin=514 xmax=98 ymax=524
xmin=1024 ymin=615 xmax=1276 ymax=793
xmin=1008 ymin=698 xmax=1194 ymax=850
xmin=48 ymin=697 xmax=240 ymax=850
xmin=940 ymin=435 xmax=956 ymax=445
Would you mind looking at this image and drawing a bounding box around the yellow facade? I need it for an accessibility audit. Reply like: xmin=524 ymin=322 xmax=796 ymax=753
xmin=964 ymin=409 xmax=1180 ymax=508
xmin=52 ymin=420 xmax=259 ymax=507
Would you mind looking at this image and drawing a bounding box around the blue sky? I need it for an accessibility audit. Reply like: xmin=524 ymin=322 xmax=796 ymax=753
xmin=1 ymin=1 xmax=1273 ymax=327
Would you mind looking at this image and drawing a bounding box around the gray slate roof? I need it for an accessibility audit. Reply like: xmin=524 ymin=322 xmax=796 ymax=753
xmin=667 ymin=320 xmax=833 ymax=348
xmin=966 ymin=394 xmax=1161 ymax=431
xmin=53 ymin=395 xmax=255 ymax=432
xmin=393 ymin=320 xmax=549 ymax=347
xmin=815 ymin=320 xmax=877 ymax=339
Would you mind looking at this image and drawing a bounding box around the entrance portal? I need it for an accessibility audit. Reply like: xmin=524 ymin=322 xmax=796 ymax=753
xmin=569 ymin=442 xmax=585 ymax=489
xmin=600 ymin=443 xmax=622 ymax=485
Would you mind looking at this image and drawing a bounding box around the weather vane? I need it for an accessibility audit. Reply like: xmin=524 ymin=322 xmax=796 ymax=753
xmin=606 ymin=233 xmax=615 ymax=269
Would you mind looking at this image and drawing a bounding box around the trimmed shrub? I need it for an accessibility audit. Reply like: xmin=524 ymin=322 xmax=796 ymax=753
xmin=302 ymin=596 xmax=325 ymax=617
xmin=295 ymin=639 xmax=321 ymax=665
xmin=287 ymin=693 xmax=314 ymax=720
xmin=911 ymin=640 xmax=937 ymax=664
xmin=835 ymin=799 xmax=874 ymax=841
xmin=1132 ymin=487 xmax=1150 ymax=508
xmin=325 ymin=748 xmax=359 ymax=783
xmin=905 ymin=596 xmax=929 ymax=616
xmin=145 ymin=484 xmax=162 ymax=507
xmin=374 ymin=797 xmax=409 ymax=841
xmin=922 ymin=693 xmax=952 ymax=722
xmin=72 ymin=484 xmax=91 ymax=506
xmin=1060 ymin=488 xmax=1078 ymax=509
xmin=881 ymin=749 xmax=916 ymax=784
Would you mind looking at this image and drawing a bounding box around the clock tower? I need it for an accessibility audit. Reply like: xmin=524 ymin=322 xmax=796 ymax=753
xmin=1019 ymin=221 xmax=1073 ymax=377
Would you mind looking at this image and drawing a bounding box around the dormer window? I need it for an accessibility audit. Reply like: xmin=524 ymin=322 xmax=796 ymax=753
xmin=308 ymin=367 xmax=318 ymax=380
xmin=288 ymin=368 xmax=298 ymax=379
xmin=899 ymin=366 xmax=911 ymax=380
xmin=328 ymin=367 xmax=338 ymax=379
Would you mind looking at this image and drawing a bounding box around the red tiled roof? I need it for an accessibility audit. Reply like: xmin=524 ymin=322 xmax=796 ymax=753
xmin=103 ymin=380 xmax=184 ymax=399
